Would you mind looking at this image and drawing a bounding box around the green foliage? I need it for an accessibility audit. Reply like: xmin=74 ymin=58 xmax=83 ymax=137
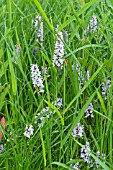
xmin=0 ymin=0 xmax=113 ymax=170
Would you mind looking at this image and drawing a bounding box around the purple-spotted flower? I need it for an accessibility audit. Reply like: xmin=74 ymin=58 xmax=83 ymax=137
xmin=33 ymin=46 xmax=38 ymax=56
xmin=75 ymin=63 xmax=90 ymax=88
xmin=53 ymin=26 xmax=64 ymax=70
xmin=71 ymin=162 xmax=79 ymax=170
xmin=0 ymin=144 xmax=4 ymax=153
xmin=41 ymin=66 xmax=48 ymax=76
xmin=72 ymin=123 xmax=84 ymax=138
xmin=34 ymin=98 xmax=63 ymax=127
xmin=33 ymin=15 xmax=43 ymax=43
xmin=15 ymin=44 xmax=20 ymax=56
xmin=13 ymin=44 xmax=20 ymax=64
xmin=64 ymin=31 xmax=69 ymax=43
xmin=86 ymin=70 xmax=90 ymax=80
xmin=35 ymin=106 xmax=50 ymax=128
xmin=24 ymin=125 xmax=34 ymax=138
xmin=80 ymin=142 xmax=92 ymax=163
xmin=76 ymin=63 xmax=81 ymax=80
xmin=85 ymin=103 xmax=94 ymax=118
xmin=102 ymin=79 xmax=111 ymax=100
xmin=52 ymin=98 xmax=62 ymax=109
xmin=89 ymin=15 xmax=98 ymax=33
xmin=95 ymin=151 xmax=106 ymax=169
xmin=31 ymin=64 xmax=44 ymax=93
xmin=34 ymin=114 xmax=46 ymax=128
xmin=84 ymin=15 xmax=98 ymax=39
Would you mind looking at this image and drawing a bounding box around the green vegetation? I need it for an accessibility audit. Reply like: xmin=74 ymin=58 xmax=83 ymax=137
xmin=0 ymin=0 xmax=113 ymax=169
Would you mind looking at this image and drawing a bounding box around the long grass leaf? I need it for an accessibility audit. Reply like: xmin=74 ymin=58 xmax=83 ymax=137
xmin=7 ymin=0 xmax=12 ymax=27
xmin=96 ymin=89 xmax=107 ymax=114
xmin=62 ymin=91 xmax=96 ymax=146
xmin=65 ymin=44 xmax=108 ymax=59
xmin=62 ymin=64 xmax=104 ymax=115
xmin=44 ymin=100 xmax=64 ymax=126
xmin=0 ymin=85 xmax=9 ymax=111
xmin=0 ymin=61 xmax=8 ymax=79
xmin=75 ymin=140 xmax=111 ymax=170
xmin=7 ymin=50 xmax=17 ymax=95
xmin=33 ymin=0 xmax=54 ymax=32
xmin=67 ymin=0 xmax=82 ymax=26
xmin=59 ymin=0 xmax=98 ymax=30
xmin=52 ymin=162 xmax=73 ymax=170
xmin=40 ymin=129 xmax=46 ymax=167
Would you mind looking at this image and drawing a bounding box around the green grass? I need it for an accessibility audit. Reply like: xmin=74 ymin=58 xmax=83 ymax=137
xmin=0 ymin=0 xmax=113 ymax=169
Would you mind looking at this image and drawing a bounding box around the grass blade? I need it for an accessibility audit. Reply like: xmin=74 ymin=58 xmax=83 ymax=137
xmin=65 ymin=44 xmax=108 ymax=59
xmin=62 ymin=91 xmax=96 ymax=146
xmin=0 ymin=85 xmax=9 ymax=111
xmin=0 ymin=61 xmax=9 ymax=79
xmin=7 ymin=50 xmax=17 ymax=95
xmin=62 ymin=64 xmax=104 ymax=115
xmin=52 ymin=162 xmax=73 ymax=170
xmin=33 ymin=0 xmax=54 ymax=32
xmin=67 ymin=0 xmax=82 ymax=26
xmin=96 ymin=89 xmax=107 ymax=114
xmin=59 ymin=0 xmax=98 ymax=31
xmin=75 ymin=140 xmax=111 ymax=170
xmin=40 ymin=129 xmax=46 ymax=167
xmin=44 ymin=100 xmax=64 ymax=126
xmin=7 ymin=0 xmax=12 ymax=27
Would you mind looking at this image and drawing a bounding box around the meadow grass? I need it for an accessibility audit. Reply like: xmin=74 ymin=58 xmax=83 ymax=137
xmin=0 ymin=0 xmax=113 ymax=169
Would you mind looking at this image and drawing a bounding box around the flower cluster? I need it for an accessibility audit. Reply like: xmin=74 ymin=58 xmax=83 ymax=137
xmin=0 ymin=144 xmax=4 ymax=153
xmin=89 ymin=15 xmax=98 ymax=33
xmin=71 ymin=141 xmax=106 ymax=169
xmin=53 ymin=26 xmax=64 ymax=70
xmin=95 ymin=151 xmax=106 ymax=169
xmin=80 ymin=142 xmax=92 ymax=163
xmin=34 ymin=98 xmax=62 ymax=128
xmin=52 ymin=98 xmax=62 ymax=109
xmin=95 ymin=151 xmax=101 ymax=168
xmin=33 ymin=46 xmax=38 ymax=56
xmin=41 ymin=66 xmax=48 ymax=76
xmin=102 ymin=79 xmax=111 ymax=100
xmin=64 ymin=31 xmax=69 ymax=43
xmin=84 ymin=15 xmax=98 ymax=38
xmin=31 ymin=64 xmax=44 ymax=93
xmin=24 ymin=125 xmax=34 ymax=138
xmin=10 ymin=132 xmax=15 ymax=141
xmin=75 ymin=63 xmax=81 ymax=80
xmin=15 ymin=44 xmax=20 ymax=56
xmin=13 ymin=44 xmax=20 ymax=64
xmin=33 ymin=15 xmax=43 ymax=42
xmin=73 ymin=62 xmax=90 ymax=89
xmin=72 ymin=123 xmax=84 ymax=138
xmin=85 ymin=103 xmax=94 ymax=118
xmin=70 ymin=162 xmax=79 ymax=170
xmin=34 ymin=107 xmax=48 ymax=128
xmin=80 ymin=142 xmax=106 ymax=169
xmin=86 ymin=70 xmax=90 ymax=80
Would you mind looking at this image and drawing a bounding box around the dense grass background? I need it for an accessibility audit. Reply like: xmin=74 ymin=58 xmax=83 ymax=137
xmin=0 ymin=0 xmax=113 ymax=169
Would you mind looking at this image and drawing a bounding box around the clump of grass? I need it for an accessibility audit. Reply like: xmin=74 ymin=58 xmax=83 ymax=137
xmin=0 ymin=0 xmax=113 ymax=169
